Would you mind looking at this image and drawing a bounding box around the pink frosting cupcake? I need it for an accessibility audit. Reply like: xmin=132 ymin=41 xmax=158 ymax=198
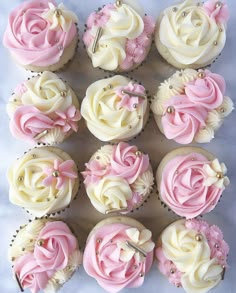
xmin=84 ymin=216 xmax=155 ymax=293
xmin=83 ymin=0 xmax=155 ymax=72
xmin=7 ymin=71 xmax=81 ymax=145
xmin=155 ymin=219 xmax=229 ymax=293
xmin=156 ymin=147 xmax=230 ymax=219
xmin=3 ymin=0 xmax=78 ymax=72
xmin=151 ymin=68 xmax=234 ymax=144
xmin=9 ymin=219 xmax=83 ymax=293
xmin=82 ymin=142 xmax=154 ymax=215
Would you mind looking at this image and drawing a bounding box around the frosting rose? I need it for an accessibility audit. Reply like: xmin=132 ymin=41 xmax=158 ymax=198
xmin=14 ymin=253 xmax=52 ymax=293
xmin=162 ymin=95 xmax=208 ymax=144
xmin=110 ymin=142 xmax=149 ymax=184
xmin=156 ymin=0 xmax=228 ymax=68
xmin=160 ymin=153 xmax=225 ymax=218
xmin=86 ymin=176 xmax=132 ymax=214
xmin=83 ymin=223 xmax=154 ymax=293
xmin=7 ymin=147 xmax=79 ymax=217
xmin=10 ymin=105 xmax=54 ymax=143
xmin=34 ymin=221 xmax=78 ymax=271
xmin=3 ymin=0 xmax=77 ymax=67
xmin=203 ymin=0 xmax=230 ymax=24
xmin=81 ymin=75 xmax=148 ymax=141
xmin=185 ymin=70 xmax=225 ymax=109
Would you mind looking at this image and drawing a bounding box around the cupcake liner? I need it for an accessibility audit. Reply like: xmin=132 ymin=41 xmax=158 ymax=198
xmin=8 ymin=146 xmax=81 ymax=219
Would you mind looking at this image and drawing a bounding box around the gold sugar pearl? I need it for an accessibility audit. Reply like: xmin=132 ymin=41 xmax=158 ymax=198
xmin=37 ymin=239 xmax=45 ymax=246
xmin=197 ymin=72 xmax=206 ymax=79
xmin=213 ymin=41 xmax=218 ymax=46
xmin=31 ymin=154 xmax=36 ymax=159
xmin=170 ymin=268 xmax=175 ymax=274
xmin=167 ymin=106 xmax=175 ymax=114
xmin=139 ymin=273 xmax=144 ymax=277
xmin=52 ymin=170 xmax=60 ymax=177
xmin=215 ymin=243 xmax=220 ymax=249
xmin=55 ymin=9 xmax=62 ymax=17
xmin=18 ymin=176 xmax=24 ymax=182
xmin=182 ymin=11 xmax=187 ymax=17
xmin=107 ymin=84 xmax=113 ymax=89
xmin=220 ymin=107 xmax=225 ymax=113
xmin=219 ymin=28 xmax=223 ymax=32
xmin=216 ymin=172 xmax=224 ymax=179
xmin=96 ymin=156 xmax=100 ymax=160
xmin=60 ymin=90 xmax=67 ymax=97
xmin=172 ymin=7 xmax=178 ymax=12
xmin=195 ymin=234 xmax=203 ymax=242
xmin=215 ymin=1 xmax=222 ymax=8
xmin=96 ymin=238 xmax=102 ymax=243
xmin=135 ymin=151 xmax=142 ymax=157
xmin=115 ymin=0 xmax=122 ymax=7
xmin=169 ymin=85 xmax=173 ymax=89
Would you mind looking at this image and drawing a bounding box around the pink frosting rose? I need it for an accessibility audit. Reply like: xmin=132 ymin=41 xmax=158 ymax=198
xmin=185 ymin=70 xmax=225 ymax=109
xmin=116 ymin=83 xmax=145 ymax=111
xmin=3 ymin=0 xmax=77 ymax=67
xmin=203 ymin=0 xmax=230 ymax=24
xmin=160 ymin=153 xmax=224 ymax=219
xmin=155 ymin=247 xmax=182 ymax=287
xmin=110 ymin=142 xmax=149 ymax=184
xmin=10 ymin=105 xmax=54 ymax=143
xmin=83 ymin=223 xmax=153 ymax=293
xmin=34 ymin=221 xmax=78 ymax=271
xmin=13 ymin=253 xmax=53 ymax=293
xmin=162 ymin=95 xmax=208 ymax=144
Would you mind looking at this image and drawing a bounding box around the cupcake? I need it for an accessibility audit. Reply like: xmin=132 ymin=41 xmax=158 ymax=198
xmin=83 ymin=216 xmax=154 ymax=292
xmin=7 ymin=146 xmax=79 ymax=217
xmin=155 ymin=219 xmax=229 ymax=293
xmin=156 ymin=147 xmax=230 ymax=219
xmin=3 ymin=0 xmax=78 ymax=72
xmin=7 ymin=71 xmax=81 ymax=145
xmin=151 ymin=69 xmax=234 ymax=144
xmin=82 ymin=142 xmax=154 ymax=214
xmin=81 ymin=75 xmax=149 ymax=142
xmin=9 ymin=218 xmax=82 ymax=293
xmin=155 ymin=0 xmax=230 ymax=69
xmin=83 ymin=0 xmax=155 ymax=72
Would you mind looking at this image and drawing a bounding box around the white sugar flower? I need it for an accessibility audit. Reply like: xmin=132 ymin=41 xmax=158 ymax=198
xmin=118 ymin=228 xmax=154 ymax=263
xmin=204 ymin=159 xmax=230 ymax=188
xmin=42 ymin=3 xmax=78 ymax=32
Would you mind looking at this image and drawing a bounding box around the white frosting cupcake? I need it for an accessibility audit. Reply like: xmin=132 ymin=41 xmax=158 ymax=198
xmin=83 ymin=0 xmax=155 ymax=72
xmin=9 ymin=219 xmax=82 ymax=293
xmin=7 ymin=71 xmax=81 ymax=145
xmin=7 ymin=147 xmax=79 ymax=217
xmin=155 ymin=0 xmax=230 ymax=69
xmin=81 ymin=75 xmax=149 ymax=142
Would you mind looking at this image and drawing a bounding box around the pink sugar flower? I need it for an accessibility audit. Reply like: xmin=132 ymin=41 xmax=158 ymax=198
xmin=43 ymin=159 xmax=77 ymax=189
xmin=82 ymin=160 xmax=109 ymax=186
xmin=203 ymin=0 xmax=230 ymax=24
xmin=54 ymin=105 xmax=81 ymax=133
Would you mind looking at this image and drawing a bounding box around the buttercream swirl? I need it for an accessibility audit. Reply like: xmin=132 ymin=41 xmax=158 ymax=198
xmin=159 ymin=152 xmax=228 ymax=218
xmin=155 ymin=0 xmax=229 ymax=68
xmin=81 ymin=75 xmax=148 ymax=142
xmin=3 ymin=0 xmax=78 ymax=67
xmin=7 ymin=147 xmax=79 ymax=217
xmin=83 ymin=223 xmax=154 ymax=293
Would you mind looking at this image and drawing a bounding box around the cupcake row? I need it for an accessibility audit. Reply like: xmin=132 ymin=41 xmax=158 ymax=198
xmin=3 ymin=0 xmax=230 ymax=72
xmin=7 ymin=143 xmax=230 ymax=219
xmin=9 ymin=216 xmax=229 ymax=293
xmin=7 ymin=69 xmax=234 ymax=145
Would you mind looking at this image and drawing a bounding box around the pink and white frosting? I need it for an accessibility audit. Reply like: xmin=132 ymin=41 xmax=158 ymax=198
xmin=3 ymin=0 xmax=78 ymax=67
xmin=155 ymin=219 xmax=229 ymax=293
xmin=83 ymin=223 xmax=154 ymax=293
xmin=82 ymin=142 xmax=154 ymax=214
xmin=7 ymin=147 xmax=79 ymax=217
xmin=159 ymin=152 xmax=230 ymax=219
xmin=83 ymin=0 xmax=155 ymax=71
xmin=151 ymin=68 xmax=234 ymax=144
xmin=10 ymin=220 xmax=82 ymax=293
xmin=7 ymin=71 xmax=81 ymax=145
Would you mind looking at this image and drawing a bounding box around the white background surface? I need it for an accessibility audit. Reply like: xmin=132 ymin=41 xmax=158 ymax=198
xmin=0 ymin=1 xmax=236 ymax=293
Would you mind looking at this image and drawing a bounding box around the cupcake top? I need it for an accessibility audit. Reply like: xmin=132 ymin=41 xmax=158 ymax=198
xmin=81 ymin=75 xmax=149 ymax=142
xmin=84 ymin=217 xmax=154 ymax=293
xmin=7 ymin=146 xmax=79 ymax=217
xmin=156 ymin=219 xmax=229 ymax=293
xmin=83 ymin=0 xmax=155 ymax=71
xmin=151 ymin=69 xmax=234 ymax=144
xmin=7 ymin=71 xmax=81 ymax=145
xmin=157 ymin=147 xmax=230 ymax=219
xmin=155 ymin=0 xmax=230 ymax=69
xmin=9 ymin=219 xmax=82 ymax=293
xmin=82 ymin=142 xmax=154 ymax=214
xmin=3 ymin=0 xmax=78 ymax=69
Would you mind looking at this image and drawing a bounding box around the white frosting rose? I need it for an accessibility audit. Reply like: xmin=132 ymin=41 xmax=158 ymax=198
xmin=81 ymin=75 xmax=148 ymax=141
xmin=86 ymin=176 xmax=132 ymax=214
xmin=7 ymin=147 xmax=79 ymax=217
xmin=156 ymin=0 xmax=227 ymax=68
xmin=161 ymin=220 xmax=211 ymax=273
xmin=181 ymin=259 xmax=223 ymax=293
